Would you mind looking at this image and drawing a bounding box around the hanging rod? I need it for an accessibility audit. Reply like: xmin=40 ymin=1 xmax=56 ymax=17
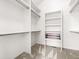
xmin=16 ymin=0 xmax=29 ymax=9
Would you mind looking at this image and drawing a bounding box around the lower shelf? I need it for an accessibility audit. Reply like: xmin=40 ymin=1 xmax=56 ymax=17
xmin=45 ymin=38 xmax=61 ymax=47
xmin=70 ymin=29 xmax=79 ymax=33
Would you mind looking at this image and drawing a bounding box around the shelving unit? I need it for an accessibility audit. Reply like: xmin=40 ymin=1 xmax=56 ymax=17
xmin=45 ymin=10 xmax=63 ymax=48
xmin=31 ymin=1 xmax=41 ymax=32
xmin=45 ymin=11 xmax=62 ymax=32
xmin=15 ymin=0 xmax=42 ymax=54
xmin=16 ymin=0 xmax=31 ymax=54
xmin=31 ymin=1 xmax=41 ymax=47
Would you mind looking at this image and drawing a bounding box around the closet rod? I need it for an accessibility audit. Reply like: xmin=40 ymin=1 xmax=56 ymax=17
xmin=16 ymin=0 xmax=29 ymax=9
xmin=0 ymin=32 xmax=28 ymax=36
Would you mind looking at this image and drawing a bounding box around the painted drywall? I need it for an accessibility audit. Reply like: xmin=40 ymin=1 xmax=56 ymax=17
xmin=38 ymin=0 xmax=79 ymax=51
xmin=0 ymin=0 xmax=31 ymax=59
xmin=0 ymin=0 xmax=30 ymax=34
xmin=63 ymin=4 xmax=79 ymax=50
xmin=0 ymin=33 xmax=31 ymax=59
xmin=38 ymin=0 xmax=70 ymax=12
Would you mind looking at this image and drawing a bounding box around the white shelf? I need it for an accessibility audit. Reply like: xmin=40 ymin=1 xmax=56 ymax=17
xmin=46 ymin=30 xmax=60 ymax=32
xmin=0 ymin=31 xmax=29 ymax=36
xmin=45 ymin=10 xmax=62 ymax=33
xmin=31 ymin=1 xmax=41 ymax=13
xmin=70 ymin=29 xmax=79 ymax=33
xmin=45 ymin=31 xmax=60 ymax=32
xmin=46 ymin=26 xmax=60 ymax=31
xmin=16 ymin=0 xmax=30 ymax=9
xmin=31 ymin=8 xmax=40 ymax=17
xmin=46 ymin=17 xmax=61 ymax=21
xmin=45 ymin=38 xmax=61 ymax=47
xmin=31 ymin=30 xmax=41 ymax=32
xmin=46 ymin=10 xmax=61 ymax=15
xmin=69 ymin=0 xmax=79 ymax=13
xmin=45 ymin=38 xmax=60 ymax=41
xmin=45 ymin=24 xmax=61 ymax=27
xmin=31 ymin=1 xmax=41 ymax=17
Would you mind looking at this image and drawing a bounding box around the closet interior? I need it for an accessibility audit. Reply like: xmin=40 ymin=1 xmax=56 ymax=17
xmin=1 ymin=0 xmax=79 ymax=59
xmin=15 ymin=0 xmax=63 ymax=58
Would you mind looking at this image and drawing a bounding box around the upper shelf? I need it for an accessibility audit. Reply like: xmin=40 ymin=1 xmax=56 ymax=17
xmin=31 ymin=1 xmax=41 ymax=17
xmin=69 ymin=0 xmax=79 ymax=13
xmin=31 ymin=8 xmax=40 ymax=17
xmin=16 ymin=0 xmax=41 ymax=17
xmin=31 ymin=1 xmax=41 ymax=13
xmin=16 ymin=0 xmax=30 ymax=9
xmin=31 ymin=29 xmax=41 ymax=32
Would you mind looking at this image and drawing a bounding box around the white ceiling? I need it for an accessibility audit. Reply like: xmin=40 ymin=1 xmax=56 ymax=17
xmin=32 ymin=0 xmax=45 ymax=6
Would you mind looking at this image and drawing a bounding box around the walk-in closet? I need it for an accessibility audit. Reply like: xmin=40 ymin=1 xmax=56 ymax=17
xmin=0 ymin=0 xmax=79 ymax=59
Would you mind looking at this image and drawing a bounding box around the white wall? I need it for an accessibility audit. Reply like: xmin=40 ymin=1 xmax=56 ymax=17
xmin=0 ymin=0 xmax=31 ymax=59
xmin=0 ymin=0 xmax=30 ymax=34
xmin=0 ymin=33 xmax=30 ymax=59
xmin=63 ymin=5 xmax=79 ymax=50
xmin=38 ymin=0 xmax=70 ymax=12
xmin=39 ymin=0 xmax=79 ymax=51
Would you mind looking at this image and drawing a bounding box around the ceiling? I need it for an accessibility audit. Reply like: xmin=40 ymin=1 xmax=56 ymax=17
xmin=32 ymin=0 xmax=45 ymax=6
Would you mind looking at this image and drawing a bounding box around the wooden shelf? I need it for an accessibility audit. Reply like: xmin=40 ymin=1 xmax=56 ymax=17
xmin=16 ymin=0 xmax=30 ymax=9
